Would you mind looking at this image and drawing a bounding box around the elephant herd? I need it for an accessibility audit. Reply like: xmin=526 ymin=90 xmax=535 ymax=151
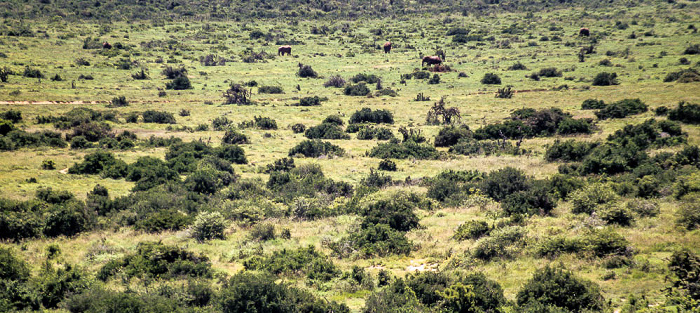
xmin=276 ymin=27 xmax=589 ymax=66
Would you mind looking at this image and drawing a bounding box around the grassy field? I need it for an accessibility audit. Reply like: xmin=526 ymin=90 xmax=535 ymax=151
xmin=1 ymin=1 xmax=699 ymax=312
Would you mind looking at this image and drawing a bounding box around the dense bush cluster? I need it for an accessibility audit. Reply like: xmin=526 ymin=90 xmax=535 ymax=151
xmin=288 ymin=140 xmax=344 ymax=157
xmin=668 ymin=101 xmax=700 ymax=124
xmin=594 ymin=98 xmax=648 ymax=119
xmin=474 ymin=108 xmax=592 ymax=140
xmin=349 ymin=108 xmax=394 ymax=124
xmin=305 ymin=122 xmax=350 ymax=139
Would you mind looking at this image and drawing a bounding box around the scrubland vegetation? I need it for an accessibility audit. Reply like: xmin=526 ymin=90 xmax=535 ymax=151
xmin=0 ymin=0 xmax=699 ymax=312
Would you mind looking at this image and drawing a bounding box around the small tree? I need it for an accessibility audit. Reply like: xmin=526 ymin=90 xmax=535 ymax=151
xmin=192 ymin=211 xmax=227 ymax=241
xmin=0 ymin=66 xmax=10 ymax=82
xmin=426 ymin=97 xmax=461 ymax=125
xmin=592 ymin=72 xmax=619 ymax=86
xmin=166 ymin=75 xmax=192 ymax=90
xmin=481 ymin=73 xmax=501 ymax=84
xmin=223 ymin=83 xmax=252 ymax=105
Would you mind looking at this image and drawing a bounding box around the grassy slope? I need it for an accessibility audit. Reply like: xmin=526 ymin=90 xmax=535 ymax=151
xmin=0 ymin=2 xmax=699 ymax=311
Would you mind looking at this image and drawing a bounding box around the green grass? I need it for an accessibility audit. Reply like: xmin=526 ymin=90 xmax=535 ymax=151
xmin=1 ymin=2 xmax=699 ymax=312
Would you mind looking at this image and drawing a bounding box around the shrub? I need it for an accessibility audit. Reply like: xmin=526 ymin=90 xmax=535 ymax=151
xmin=361 ymin=198 xmax=420 ymax=232
xmin=583 ymin=228 xmax=631 ymax=257
xmin=322 ymin=115 xmax=344 ymax=126
xmin=290 ymin=123 xmax=306 ymax=133
xmin=43 ymin=201 xmax=93 ymax=237
xmin=0 ymin=247 xmax=30 ymax=281
xmin=592 ymin=72 xmax=619 ymax=86
xmin=68 ymin=151 xmax=126 ymax=176
xmin=581 ymin=99 xmax=606 ymax=110
xmin=249 ymin=223 xmax=276 ymax=241
xmin=369 ymin=141 xmax=440 ymax=160
xmin=677 ymin=202 xmax=700 ymax=230
xmin=109 ymin=96 xmax=129 ymax=107
xmin=668 ymin=249 xmax=700 ymax=300
xmin=378 ymin=159 xmax=397 ymax=171
xmin=296 ymin=96 xmax=322 ymax=106
xmin=545 ymin=140 xmax=596 ymax=162
xmin=70 ymin=136 xmax=91 ymax=149
xmin=253 ymin=116 xmax=277 ymax=130
xmin=664 ymin=68 xmax=700 ymax=83
xmin=258 ymin=85 xmax=284 ymax=94
xmin=363 ymin=279 xmax=423 ymax=312
xmin=162 ymin=66 xmax=187 ymax=79
xmin=598 ymin=205 xmax=634 ymax=226
xmin=165 ymin=75 xmax=192 ymax=90
xmin=349 ymin=108 xmax=394 ymax=124
xmin=480 ymin=167 xmax=531 ymax=201
xmin=536 ymin=67 xmax=562 ymax=77
xmin=434 ymin=125 xmax=472 ymax=147
xmin=22 ymin=66 xmax=44 ymax=78
xmin=481 ymin=73 xmax=501 ymax=84
xmin=472 ymin=226 xmax=526 ymax=260
xmin=288 ymin=140 xmax=344 ymax=157
xmin=0 ymin=110 xmax=22 ymax=123
xmin=344 ymin=83 xmax=370 ymax=96
xmin=219 ymin=272 xmax=349 ymax=313
xmin=222 ymin=129 xmax=249 ymax=144
xmin=595 ymin=98 xmax=647 ymax=119
xmin=351 ymin=73 xmax=380 ymax=84
xmin=212 ymin=116 xmax=231 ymax=131
xmin=500 ymin=183 xmax=555 ymax=216
xmin=536 ymin=236 xmax=584 ymax=258
xmin=216 ymin=145 xmax=247 ymax=164
xmin=264 ymin=157 xmax=295 ymax=173
xmin=428 ymin=74 xmax=440 ymax=84
xmin=668 ymin=101 xmax=700 ymax=124
xmin=557 ymin=118 xmax=593 ymax=135
xmin=223 ymin=83 xmax=252 ymax=105
xmin=347 ymin=223 xmax=412 ymax=257
xmin=98 ymin=242 xmax=211 ymax=281
xmin=508 ymin=62 xmax=528 ymax=70
xmin=297 ymin=64 xmax=318 ymax=78
xmin=516 ymin=265 xmax=606 ymax=312
xmin=324 ymin=75 xmax=346 ymax=87
xmin=683 ymin=44 xmax=700 ymax=55
xmin=142 ymin=110 xmax=176 ymax=124
xmin=406 ymin=271 xmax=450 ymax=306
xmin=570 ymin=183 xmax=618 ymax=215
xmin=453 ymin=220 xmax=490 ymax=240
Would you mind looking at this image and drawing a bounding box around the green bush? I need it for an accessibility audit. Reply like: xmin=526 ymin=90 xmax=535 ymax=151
xmin=344 ymin=83 xmax=371 ymax=96
xmin=580 ymin=143 xmax=647 ymax=175
xmin=598 ymin=205 xmax=634 ymax=226
xmin=0 ymin=247 xmax=30 ymax=281
xmin=369 ymin=141 xmax=439 ymax=159
xmin=405 ymin=271 xmax=450 ymax=306
xmin=595 ymin=99 xmax=648 ymax=119
xmin=349 ymin=108 xmax=394 ymax=124
xmin=297 ymin=64 xmax=318 ymax=78
xmin=583 ymin=228 xmax=631 ymax=257
xmin=305 ymin=123 xmax=350 ymax=139
xmin=360 ymin=169 xmax=393 ymax=188
xmin=98 ymin=242 xmax=211 ymax=281
xmin=668 ymin=101 xmax=700 ymax=124
xmin=165 ymin=75 xmax=192 ymax=90
xmin=142 ymin=110 xmax=176 ymax=124
xmin=288 ymin=139 xmax=344 ymax=157
xmin=296 ymin=96 xmax=322 ymax=106
xmin=480 ymin=167 xmax=531 ymax=201
xmin=545 ymin=140 xmax=596 ymax=162
xmin=570 ymin=183 xmax=618 ymax=215
xmin=481 ymin=73 xmax=501 ymax=84
xmin=350 ymin=73 xmax=380 ymax=84
xmin=536 ymin=236 xmax=584 ymax=258
xmin=453 ymin=220 xmax=490 ymax=241
xmin=220 ymin=272 xmax=349 ymax=313
xmin=222 ymin=129 xmax=249 ymax=145
xmin=43 ymin=201 xmax=94 ymax=237
xmin=516 ymin=265 xmax=606 ymax=312
xmin=0 ymin=110 xmax=22 ymax=123
xmin=344 ymin=223 xmax=412 ymax=257
xmin=434 ymin=125 xmax=472 ymax=147
xmin=192 ymin=212 xmax=226 ymax=241
xmin=581 ymin=99 xmax=606 ymax=110
xmin=668 ymin=249 xmax=700 ymax=300
xmin=249 ymin=223 xmax=276 ymax=241
xmin=290 ymin=123 xmax=306 ymax=133
xmin=536 ymin=67 xmax=562 ymax=77
xmin=677 ymin=202 xmax=700 ymax=230
xmin=363 ymin=279 xmax=423 ymax=313
xmin=68 ymin=151 xmax=128 ymax=176
xmin=361 ymin=198 xmax=420 ymax=232
xmin=253 ymin=116 xmax=277 ymax=130
xmin=378 ymin=159 xmax=397 ymax=171
xmin=500 ymin=183 xmax=555 ymax=216
xmin=212 ymin=116 xmax=231 ymax=130
xmin=592 ymin=72 xmax=619 ymax=86
xmin=258 ymin=85 xmax=284 ymax=94
xmin=244 ymin=246 xmax=340 ymax=281
xmin=663 ymin=68 xmax=700 ymax=83
xmin=472 ymin=226 xmax=526 ymax=261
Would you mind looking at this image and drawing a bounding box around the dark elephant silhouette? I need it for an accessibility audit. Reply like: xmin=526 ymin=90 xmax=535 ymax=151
xmin=422 ymin=56 xmax=442 ymax=67
xmin=579 ymin=28 xmax=590 ymax=36
xmin=102 ymin=42 xmax=112 ymax=49
xmin=278 ymin=45 xmax=292 ymax=56
xmin=383 ymin=42 xmax=392 ymax=53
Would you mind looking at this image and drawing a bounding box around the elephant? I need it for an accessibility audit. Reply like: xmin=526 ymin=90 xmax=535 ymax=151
xmin=383 ymin=42 xmax=392 ymax=53
xmin=422 ymin=56 xmax=442 ymax=67
xmin=278 ymin=45 xmax=292 ymax=56
xmin=579 ymin=28 xmax=590 ymax=36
